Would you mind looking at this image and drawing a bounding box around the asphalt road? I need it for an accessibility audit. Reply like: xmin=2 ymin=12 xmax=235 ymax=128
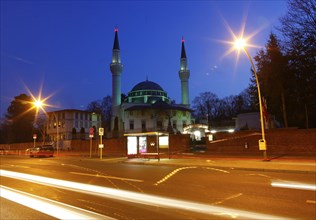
xmin=1 ymin=156 xmax=315 ymax=219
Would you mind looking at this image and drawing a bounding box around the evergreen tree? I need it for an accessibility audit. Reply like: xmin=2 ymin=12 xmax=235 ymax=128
xmin=254 ymin=33 xmax=289 ymax=127
xmin=3 ymin=94 xmax=36 ymax=143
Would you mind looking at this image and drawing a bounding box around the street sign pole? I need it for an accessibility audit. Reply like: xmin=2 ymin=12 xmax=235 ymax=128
xmin=33 ymin=134 xmax=37 ymax=148
xmin=89 ymin=136 xmax=92 ymax=158
xmin=89 ymin=128 xmax=94 ymax=158
xmin=99 ymin=128 xmax=104 ymax=160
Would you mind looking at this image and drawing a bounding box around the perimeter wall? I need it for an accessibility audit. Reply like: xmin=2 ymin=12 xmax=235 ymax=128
xmin=1 ymin=129 xmax=315 ymax=156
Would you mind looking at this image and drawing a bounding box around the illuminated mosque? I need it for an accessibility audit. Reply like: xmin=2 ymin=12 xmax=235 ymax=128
xmin=109 ymin=28 xmax=192 ymax=136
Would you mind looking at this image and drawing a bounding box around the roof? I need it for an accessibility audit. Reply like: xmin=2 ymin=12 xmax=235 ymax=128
xmin=131 ymin=80 xmax=164 ymax=92
xmin=181 ymin=38 xmax=187 ymax=59
xmin=124 ymin=100 xmax=192 ymax=112
xmin=113 ymin=28 xmax=120 ymax=50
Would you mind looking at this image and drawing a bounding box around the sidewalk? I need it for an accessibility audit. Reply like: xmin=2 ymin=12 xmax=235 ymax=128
xmin=123 ymin=154 xmax=316 ymax=173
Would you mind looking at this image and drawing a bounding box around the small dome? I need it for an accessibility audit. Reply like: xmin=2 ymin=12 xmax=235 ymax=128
xmin=131 ymin=80 xmax=164 ymax=92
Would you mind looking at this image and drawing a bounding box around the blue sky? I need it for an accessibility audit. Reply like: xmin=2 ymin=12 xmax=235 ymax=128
xmin=0 ymin=1 xmax=287 ymax=116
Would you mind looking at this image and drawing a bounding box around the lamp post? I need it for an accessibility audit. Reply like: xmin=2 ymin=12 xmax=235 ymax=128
xmin=32 ymin=99 xmax=59 ymax=157
xmin=234 ymin=39 xmax=268 ymax=161
xmin=51 ymin=112 xmax=59 ymax=157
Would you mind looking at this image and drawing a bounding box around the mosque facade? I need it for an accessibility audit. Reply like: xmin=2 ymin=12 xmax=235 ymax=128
xmin=109 ymin=28 xmax=192 ymax=136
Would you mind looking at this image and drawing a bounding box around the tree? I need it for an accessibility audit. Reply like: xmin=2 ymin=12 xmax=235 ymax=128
xmin=86 ymin=95 xmax=112 ymax=131
xmin=101 ymin=96 xmax=112 ymax=131
xmin=279 ymin=0 xmax=316 ymax=128
xmin=254 ymin=33 xmax=289 ymax=127
xmin=2 ymin=94 xmax=36 ymax=143
xmin=246 ymin=68 xmax=260 ymax=112
xmin=192 ymin=92 xmax=219 ymax=128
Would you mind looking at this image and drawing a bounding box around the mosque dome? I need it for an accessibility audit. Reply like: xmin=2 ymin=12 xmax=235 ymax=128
xmin=127 ymin=80 xmax=170 ymax=104
xmin=131 ymin=80 xmax=164 ymax=92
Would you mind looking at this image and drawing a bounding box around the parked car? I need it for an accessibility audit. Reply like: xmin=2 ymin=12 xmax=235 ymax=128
xmin=29 ymin=145 xmax=54 ymax=158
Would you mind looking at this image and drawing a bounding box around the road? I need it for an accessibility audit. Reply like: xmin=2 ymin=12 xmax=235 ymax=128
xmin=1 ymin=155 xmax=315 ymax=219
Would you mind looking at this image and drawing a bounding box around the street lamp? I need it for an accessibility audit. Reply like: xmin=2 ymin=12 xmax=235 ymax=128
xmin=234 ymin=38 xmax=268 ymax=161
xmin=32 ymin=99 xmax=59 ymax=157
xmin=51 ymin=112 xmax=59 ymax=157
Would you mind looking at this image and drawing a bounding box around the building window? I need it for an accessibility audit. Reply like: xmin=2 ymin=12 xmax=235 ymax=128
xmin=85 ymin=114 xmax=88 ymax=120
xmin=157 ymin=121 xmax=162 ymax=129
xmin=172 ymin=120 xmax=177 ymax=129
xmin=75 ymin=112 xmax=78 ymax=119
xmin=173 ymin=111 xmax=176 ymax=117
xmin=183 ymin=120 xmax=187 ymax=129
xmin=141 ymin=120 xmax=146 ymax=130
xmin=80 ymin=113 xmax=83 ymax=120
xmin=129 ymin=120 xmax=134 ymax=130
xmin=75 ymin=121 xmax=78 ymax=128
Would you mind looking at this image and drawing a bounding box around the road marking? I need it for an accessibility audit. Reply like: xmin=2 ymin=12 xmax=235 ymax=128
xmin=306 ymin=200 xmax=316 ymax=204
xmin=212 ymin=193 xmax=243 ymax=205
xmin=205 ymin=167 xmax=230 ymax=173
xmin=69 ymin=172 xmax=144 ymax=182
xmin=154 ymin=166 xmax=197 ymax=186
xmin=245 ymin=174 xmax=272 ymax=178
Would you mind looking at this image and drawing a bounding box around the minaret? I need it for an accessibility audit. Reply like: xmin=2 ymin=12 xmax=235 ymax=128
xmin=178 ymin=37 xmax=190 ymax=106
xmin=110 ymin=27 xmax=123 ymax=131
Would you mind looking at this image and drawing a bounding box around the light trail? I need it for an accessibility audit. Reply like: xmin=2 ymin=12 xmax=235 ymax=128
xmin=0 ymin=185 xmax=115 ymax=220
xmin=69 ymin=172 xmax=144 ymax=182
xmin=1 ymin=170 xmax=291 ymax=219
xmin=271 ymin=180 xmax=316 ymax=191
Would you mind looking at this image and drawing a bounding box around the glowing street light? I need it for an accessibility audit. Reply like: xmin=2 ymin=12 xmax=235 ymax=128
xmin=33 ymin=100 xmax=43 ymax=108
xmin=234 ymin=38 xmax=268 ymax=161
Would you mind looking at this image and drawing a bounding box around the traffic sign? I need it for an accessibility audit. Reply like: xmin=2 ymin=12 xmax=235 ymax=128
xmin=99 ymin=128 xmax=104 ymax=136
xmin=89 ymin=127 xmax=94 ymax=135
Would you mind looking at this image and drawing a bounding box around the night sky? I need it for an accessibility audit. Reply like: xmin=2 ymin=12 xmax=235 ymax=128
xmin=0 ymin=1 xmax=287 ymax=116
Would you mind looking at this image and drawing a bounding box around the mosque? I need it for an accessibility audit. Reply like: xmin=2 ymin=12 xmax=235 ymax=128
xmin=109 ymin=28 xmax=192 ymax=136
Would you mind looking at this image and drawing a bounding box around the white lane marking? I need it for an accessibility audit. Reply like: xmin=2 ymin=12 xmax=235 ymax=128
xmin=154 ymin=166 xmax=197 ymax=186
xmin=69 ymin=171 xmax=144 ymax=182
xmin=245 ymin=173 xmax=273 ymax=178
xmin=205 ymin=167 xmax=230 ymax=173
xmin=0 ymin=169 xmax=291 ymax=220
xmin=0 ymin=185 xmax=115 ymax=220
xmin=212 ymin=193 xmax=243 ymax=205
